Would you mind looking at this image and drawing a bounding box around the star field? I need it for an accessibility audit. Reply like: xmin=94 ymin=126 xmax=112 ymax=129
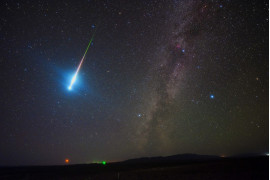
xmin=0 ymin=0 xmax=268 ymax=165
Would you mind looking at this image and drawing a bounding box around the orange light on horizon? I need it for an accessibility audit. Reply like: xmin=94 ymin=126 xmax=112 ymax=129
xmin=65 ymin=158 xmax=69 ymax=163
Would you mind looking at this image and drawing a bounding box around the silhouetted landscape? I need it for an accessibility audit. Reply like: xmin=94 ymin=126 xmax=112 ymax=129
xmin=0 ymin=154 xmax=268 ymax=179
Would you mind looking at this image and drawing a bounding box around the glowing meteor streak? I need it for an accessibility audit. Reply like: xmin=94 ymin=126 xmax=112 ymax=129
xmin=68 ymin=29 xmax=97 ymax=90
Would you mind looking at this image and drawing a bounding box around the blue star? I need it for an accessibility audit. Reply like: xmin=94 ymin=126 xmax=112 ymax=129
xmin=91 ymin=24 xmax=95 ymax=28
xmin=137 ymin=113 xmax=142 ymax=118
xmin=210 ymin=94 xmax=215 ymax=99
xmin=219 ymin=4 xmax=223 ymax=8
xmin=182 ymin=49 xmax=185 ymax=53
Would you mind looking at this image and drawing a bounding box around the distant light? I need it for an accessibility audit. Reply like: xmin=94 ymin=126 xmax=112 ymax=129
xmin=210 ymin=94 xmax=215 ymax=99
xmin=137 ymin=113 xmax=142 ymax=117
xmin=182 ymin=49 xmax=185 ymax=53
xmin=102 ymin=161 xmax=106 ymax=165
xmin=65 ymin=159 xmax=69 ymax=163
xmin=220 ymin=4 xmax=223 ymax=8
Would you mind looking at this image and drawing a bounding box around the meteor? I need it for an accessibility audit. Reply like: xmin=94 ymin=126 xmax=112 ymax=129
xmin=68 ymin=28 xmax=97 ymax=91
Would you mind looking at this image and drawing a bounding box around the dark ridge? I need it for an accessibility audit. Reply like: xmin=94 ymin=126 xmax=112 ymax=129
xmin=0 ymin=155 xmax=268 ymax=180
xmin=121 ymin=153 xmax=221 ymax=164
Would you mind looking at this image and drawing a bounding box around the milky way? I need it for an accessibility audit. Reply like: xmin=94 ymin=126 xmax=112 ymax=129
xmin=134 ymin=0 xmax=268 ymax=156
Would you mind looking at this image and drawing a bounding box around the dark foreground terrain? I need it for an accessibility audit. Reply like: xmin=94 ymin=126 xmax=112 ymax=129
xmin=0 ymin=156 xmax=268 ymax=180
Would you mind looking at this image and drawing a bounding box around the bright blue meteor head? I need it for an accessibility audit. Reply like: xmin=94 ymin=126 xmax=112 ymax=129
xmin=68 ymin=73 xmax=78 ymax=91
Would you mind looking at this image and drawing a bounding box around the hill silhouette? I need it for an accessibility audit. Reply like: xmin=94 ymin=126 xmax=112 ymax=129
xmin=122 ymin=153 xmax=221 ymax=164
xmin=0 ymin=153 xmax=268 ymax=179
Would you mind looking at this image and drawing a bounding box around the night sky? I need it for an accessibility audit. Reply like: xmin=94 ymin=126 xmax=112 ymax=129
xmin=0 ymin=0 xmax=268 ymax=166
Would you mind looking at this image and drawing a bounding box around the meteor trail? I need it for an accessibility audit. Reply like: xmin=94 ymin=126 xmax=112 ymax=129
xmin=68 ymin=28 xmax=97 ymax=91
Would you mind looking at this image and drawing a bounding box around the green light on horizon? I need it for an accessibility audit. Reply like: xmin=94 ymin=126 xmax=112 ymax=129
xmin=102 ymin=161 xmax=106 ymax=165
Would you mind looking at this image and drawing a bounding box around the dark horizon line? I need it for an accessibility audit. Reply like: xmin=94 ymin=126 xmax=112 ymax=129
xmin=0 ymin=151 xmax=268 ymax=168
